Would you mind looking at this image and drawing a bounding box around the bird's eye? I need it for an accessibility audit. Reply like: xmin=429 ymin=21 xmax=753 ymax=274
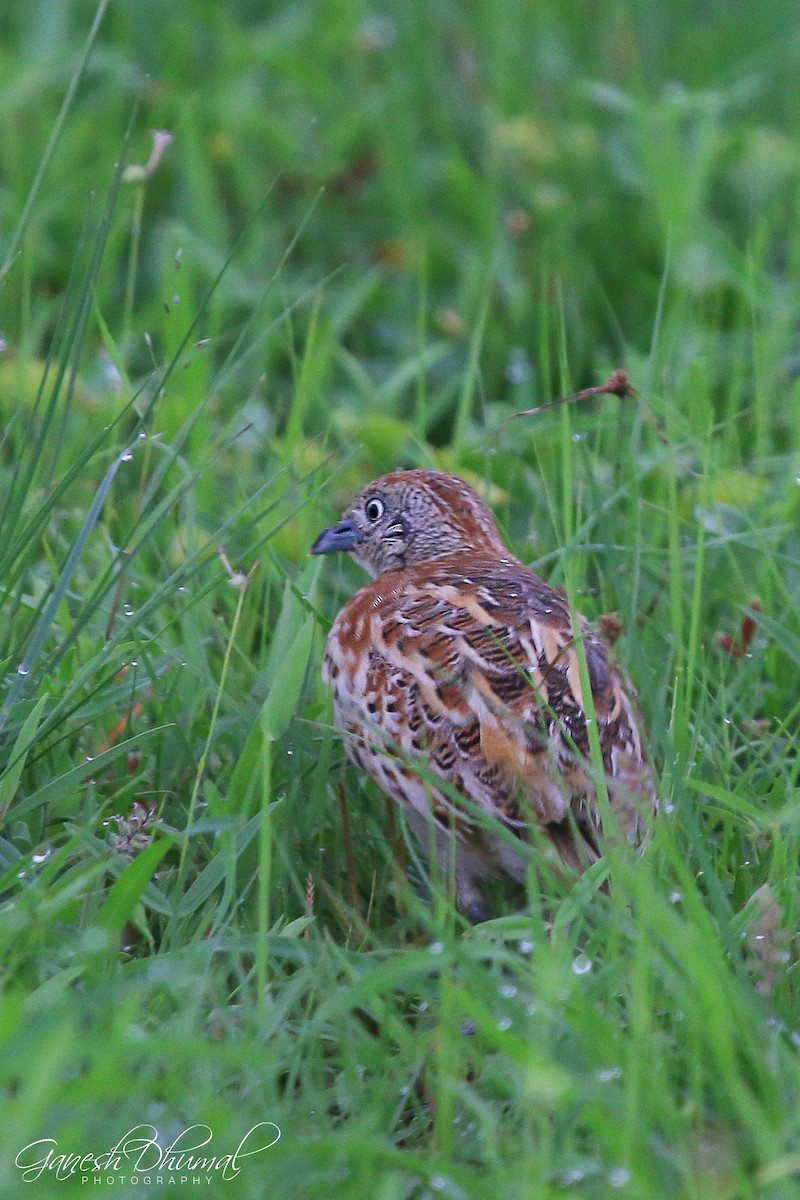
xmin=364 ymin=497 xmax=384 ymax=522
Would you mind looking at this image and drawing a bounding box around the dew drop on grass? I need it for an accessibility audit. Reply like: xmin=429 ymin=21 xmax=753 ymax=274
xmin=359 ymin=13 xmax=397 ymax=50
xmin=500 ymin=983 xmax=517 ymax=998
xmin=430 ymin=1177 xmax=447 ymax=1193
xmin=572 ymin=953 xmax=592 ymax=976
xmin=609 ymin=1167 xmax=631 ymax=1188
xmin=121 ymin=450 xmax=133 ymax=462
xmin=505 ymin=347 xmax=533 ymax=385
xmin=32 ymin=849 xmax=51 ymax=864
xmin=17 ymin=662 xmax=30 ymax=676
xmin=497 ymin=1016 xmax=513 ymax=1031
xmin=429 ymin=941 xmax=444 ymax=955
xmin=519 ymin=939 xmax=534 ymax=954
xmin=597 ymin=1066 xmax=622 ymax=1082
xmin=669 ymin=891 xmax=681 ymax=903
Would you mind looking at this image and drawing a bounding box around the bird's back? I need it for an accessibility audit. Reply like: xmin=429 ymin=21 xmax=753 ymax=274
xmin=324 ymin=552 xmax=653 ymax=887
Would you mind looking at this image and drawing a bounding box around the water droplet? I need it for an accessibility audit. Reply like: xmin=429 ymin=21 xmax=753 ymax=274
xmin=560 ymin=1168 xmax=586 ymax=1185
xmin=32 ymin=849 xmax=51 ymax=864
xmin=418 ymin=1002 xmax=428 ymax=1013
xmin=399 ymin=1085 xmax=409 ymax=1097
xmin=669 ymin=891 xmax=681 ymax=903
xmin=429 ymin=941 xmax=444 ymax=955
xmin=500 ymin=983 xmax=517 ymax=999
xmin=85 ymin=755 xmax=95 ymax=762
xmin=99 ymin=351 xmax=122 ymax=391
xmin=572 ymin=953 xmax=592 ymax=976
xmin=572 ymin=432 xmax=583 ymax=442
xmin=138 ymin=430 xmax=148 ymax=440
xmin=609 ymin=1166 xmax=630 ymax=1188
xmin=430 ymin=1177 xmax=448 ymax=1193
xmin=129 ymin=660 xmax=138 ymax=667
xmin=497 ymin=1016 xmax=513 ymax=1031
xmin=519 ymin=939 xmax=534 ymax=954
xmin=504 ymin=347 xmax=533 ymax=385
xmin=597 ymin=1066 xmax=622 ymax=1082
xmin=358 ymin=13 xmax=398 ymax=50
xmin=663 ymin=802 xmax=675 ymax=814
xmin=121 ymin=450 xmax=133 ymax=462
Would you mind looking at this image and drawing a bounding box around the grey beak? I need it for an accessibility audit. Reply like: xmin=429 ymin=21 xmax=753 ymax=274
xmin=310 ymin=518 xmax=361 ymax=556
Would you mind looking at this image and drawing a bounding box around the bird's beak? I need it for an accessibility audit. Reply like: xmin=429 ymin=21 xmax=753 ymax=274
xmin=310 ymin=518 xmax=361 ymax=556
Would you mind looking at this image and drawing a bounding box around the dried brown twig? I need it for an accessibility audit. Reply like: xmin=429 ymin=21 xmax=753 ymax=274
xmin=515 ymin=369 xmax=635 ymax=418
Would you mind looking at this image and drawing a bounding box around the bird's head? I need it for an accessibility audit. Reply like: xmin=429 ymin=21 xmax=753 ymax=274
xmin=311 ymin=469 xmax=507 ymax=579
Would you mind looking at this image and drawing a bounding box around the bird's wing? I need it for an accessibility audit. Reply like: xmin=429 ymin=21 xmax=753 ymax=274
xmin=356 ymin=557 xmax=652 ymax=862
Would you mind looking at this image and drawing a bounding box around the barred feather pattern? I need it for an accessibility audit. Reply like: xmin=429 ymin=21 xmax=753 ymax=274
xmin=313 ymin=470 xmax=655 ymax=922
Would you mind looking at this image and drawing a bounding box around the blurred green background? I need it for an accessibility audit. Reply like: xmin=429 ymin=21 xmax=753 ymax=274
xmin=1 ymin=2 xmax=800 ymax=1198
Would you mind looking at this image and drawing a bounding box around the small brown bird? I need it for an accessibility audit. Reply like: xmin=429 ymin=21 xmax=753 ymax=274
xmin=312 ymin=470 xmax=654 ymax=922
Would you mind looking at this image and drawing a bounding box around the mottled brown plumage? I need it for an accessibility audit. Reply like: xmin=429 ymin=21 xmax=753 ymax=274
xmin=312 ymin=470 xmax=654 ymax=922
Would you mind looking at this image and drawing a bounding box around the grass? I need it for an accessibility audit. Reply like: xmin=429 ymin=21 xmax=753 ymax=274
xmin=1 ymin=1 xmax=800 ymax=1197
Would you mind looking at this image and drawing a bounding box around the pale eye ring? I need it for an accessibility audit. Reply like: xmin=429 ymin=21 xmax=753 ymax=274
xmin=364 ymin=497 xmax=384 ymax=522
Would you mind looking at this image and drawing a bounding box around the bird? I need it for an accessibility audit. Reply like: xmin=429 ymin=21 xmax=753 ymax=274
xmin=311 ymin=469 xmax=654 ymax=923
